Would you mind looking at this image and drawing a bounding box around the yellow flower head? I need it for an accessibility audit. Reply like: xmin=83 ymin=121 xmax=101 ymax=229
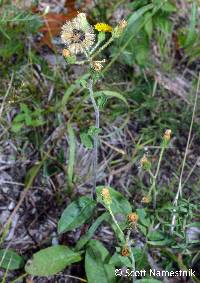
xmin=101 ymin=187 xmax=112 ymax=205
xmin=95 ymin=23 xmax=112 ymax=32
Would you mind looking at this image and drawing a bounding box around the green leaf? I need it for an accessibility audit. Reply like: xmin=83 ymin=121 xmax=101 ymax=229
xmin=136 ymin=208 xmax=151 ymax=227
xmin=75 ymin=212 xmax=109 ymax=251
xmin=121 ymin=4 xmax=153 ymax=43
xmin=67 ymin=123 xmax=76 ymax=193
xmin=147 ymin=231 xmax=173 ymax=246
xmin=161 ymin=2 xmax=177 ymax=12
xmin=85 ymin=240 xmax=115 ymax=283
xmin=96 ymin=186 xmax=132 ymax=217
xmin=132 ymin=247 xmax=150 ymax=270
xmin=144 ymin=12 xmax=153 ymax=38
xmin=11 ymin=123 xmax=23 ymax=133
xmin=185 ymin=3 xmax=197 ymax=47
xmin=109 ymin=252 xmax=132 ymax=268
xmin=25 ymin=162 xmax=43 ymax=189
xmin=25 ymin=245 xmax=81 ymax=276
xmin=80 ymin=132 xmax=93 ymax=149
xmin=94 ymin=90 xmax=129 ymax=107
xmin=136 ymin=279 xmax=163 ymax=283
xmin=0 ymin=249 xmax=24 ymax=270
xmin=58 ymin=196 xmax=96 ymax=234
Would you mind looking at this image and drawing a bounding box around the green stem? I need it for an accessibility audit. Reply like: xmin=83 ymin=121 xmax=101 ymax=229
xmin=108 ymin=206 xmax=125 ymax=243
xmin=91 ymin=36 xmax=114 ymax=60
xmin=148 ymin=146 xmax=165 ymax=209
xmin=88 ymin=79 xmax=99 ymax=200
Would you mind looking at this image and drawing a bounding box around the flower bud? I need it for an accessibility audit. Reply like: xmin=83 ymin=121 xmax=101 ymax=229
xmin=121 ymin=245 xmax=130 ymax=257
xmin=141 ymin=195 xmax=151 ymax=204
xmin=101 ymin=188 xmax=112 ymax=205
xmin=112 ymin=19 xmax=128 ymax=38
xmin=128 ymin=213 xmax=139 ymax=224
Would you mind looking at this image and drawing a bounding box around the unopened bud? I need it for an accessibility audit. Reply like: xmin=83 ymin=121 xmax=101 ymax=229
xmin=101 ymin=188 xmax=112 ymax=205
xmin=62 ymin=49 xmax=71 ymax=57
xmin=112 ymin=19 xmax=128 ymax=38
xmin=128 ymin=213 xmax=139 ymax=224
xmin=141 ymin=196 xmax=151 ymax=204
xmin=121 ymin=245 xmax=130 ymax=257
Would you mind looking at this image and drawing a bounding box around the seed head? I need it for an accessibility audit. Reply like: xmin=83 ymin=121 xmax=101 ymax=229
xmin=61 ymin=13 xmax=95 ymax=54
xmin=92 ymin=61 xmax=103 ymax=72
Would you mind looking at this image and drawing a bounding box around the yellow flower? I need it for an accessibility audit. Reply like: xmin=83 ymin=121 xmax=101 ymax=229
xmin=95 ymin=23 xmax=112 ymax=32
xmin=101 ymin=187 xmax=112 ymax=205
xmin=61 ymin=13 xmax=95 ymax=54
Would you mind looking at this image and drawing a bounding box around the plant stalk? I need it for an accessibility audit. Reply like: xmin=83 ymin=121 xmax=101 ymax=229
xmin=88 ymin=79 xmax=99 ymax=200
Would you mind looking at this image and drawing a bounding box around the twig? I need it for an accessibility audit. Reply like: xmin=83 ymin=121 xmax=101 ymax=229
xmin=171 ymin=73 xmax=200 ymax=234
xmin=88 ymin=79 xmax=99 ymax=200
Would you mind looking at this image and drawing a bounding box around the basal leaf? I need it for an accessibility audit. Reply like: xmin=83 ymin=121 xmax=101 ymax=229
xmin=85 ymin=240 xmax=115 ymax=283
xmin=0 ymin=249 xmax=24 ymax=270
xmin=25 ymin=245 xmax=81 ymax=276
xmin=58 ymin=196 xmax=96 ymax=234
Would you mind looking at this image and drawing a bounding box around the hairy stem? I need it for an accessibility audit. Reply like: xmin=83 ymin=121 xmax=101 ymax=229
xmin=88 ymin=79 xmax=99 ymax=200
xmin=148 ymin=146 xmax=165 ymax=209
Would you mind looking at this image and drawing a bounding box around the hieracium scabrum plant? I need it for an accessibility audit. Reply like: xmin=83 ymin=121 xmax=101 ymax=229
xmin=60 ymin=12 xmax=127 ymax=200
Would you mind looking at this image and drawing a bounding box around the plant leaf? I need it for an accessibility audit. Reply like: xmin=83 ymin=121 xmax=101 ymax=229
xmin=85 ymin=240 xmax=115 ymax=283
xmin=0 ymin=249 xmax=24 ymax=270
xmin=75 ymin=212 xmax=109 ymax=251
xmin=95 ymin=90 xmax=129 ymax=107
xmin=25 ymin=245 xmax=81 ymax=276
xmin=136 ymin=280 xmax=163 ymax=283
xmin=80 ymin=132 xmax=93 ymax=149
xmin=58 ymin=196 xmax=96 ymax=234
